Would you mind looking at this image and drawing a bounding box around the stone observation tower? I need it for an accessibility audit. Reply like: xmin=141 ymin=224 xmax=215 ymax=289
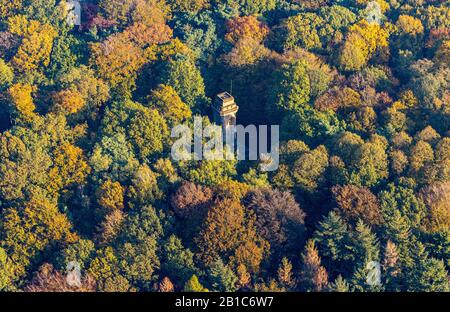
xmin=212 ymin=92 xmax=239 ymax=141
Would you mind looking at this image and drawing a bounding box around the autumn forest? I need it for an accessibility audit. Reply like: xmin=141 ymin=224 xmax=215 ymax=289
xmin=0 ymin=0 xmax=449 ymax=292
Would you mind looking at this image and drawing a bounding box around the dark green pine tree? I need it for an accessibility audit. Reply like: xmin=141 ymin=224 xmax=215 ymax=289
xmin=313 ymin=211 xmax=353 ymax=276
xmin=160 ymin=235 xmax=197 ymax=285
xmin=350 ymin=220 xmax=383 ymax=292
xmin=403 ymin=241 xmax=450 ymax=292
xmin=383 ymin=209 xmax=411 ymax=264
xmin=424 ymin=230 xmax=450 ymax=271
xmin=207 ymin=259 xmax=238 ymax=292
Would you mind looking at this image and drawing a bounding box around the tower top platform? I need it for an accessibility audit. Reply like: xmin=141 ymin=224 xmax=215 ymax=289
xmin=213 ymin=92 xmax=238 ymax=116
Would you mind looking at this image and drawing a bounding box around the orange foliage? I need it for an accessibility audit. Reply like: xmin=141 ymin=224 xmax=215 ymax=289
xmin=53 ymin=89 xmax=86 ymax=114
xmin=124 ymin=22 xmax=173 ymax=47
xmin=225 ymin=16 xmax=270 ymax=45
xmin=90 ymin=22 xmax=173 ymax=93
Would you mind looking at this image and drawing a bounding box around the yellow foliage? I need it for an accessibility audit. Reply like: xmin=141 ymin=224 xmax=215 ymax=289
xmin=8 ymin=83 xmax=36 ymax=118
xmin=8 ymin=16 xmax=57 ymax=72
xmin=47 ymin=143 xmax=91 ymax=194
xmin=149 ymin=84 xmax=191 ymax=124
xmin=156 ymin=38 xmax=196 ymax=61
xmin=392 ymin=90 xmax=418 ymax=110
xmin=350 ymin=20 xmax=389 ymax=52
xmin=225 ymin=15 xmax=270 ymax=45
xmin=214 ymin=180 xmax=251 ymax=201
xmin=90 ymin=36 xmax=146 ymax=92
xmin=2 ymin=195 xmax=77 ymax=279
xmin=0 ymin=0 xmax=23 ymax=18
xmin=7 ymin=15 xmax=39 ymax=36
xmin=223 ymin=37 xmax=272 ymax=67
xmin=339 ymin=20 xmax=389 ymax=71
xmin=90 ymin=22 xmax=173 ymax=93
xmin=396 ymin=15 xmax=424 ymax=35
xmin=96 ymin=180 xmax=125 ymax=211
xmin=168 ymin=0 xmax=209 ymax=13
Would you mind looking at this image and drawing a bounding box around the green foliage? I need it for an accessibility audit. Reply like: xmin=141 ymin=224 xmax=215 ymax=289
xmin=183 ymin=159 xmax=237 ymax=186
xmin=379 ymin=179 xmax=427 ymax=229
xmin=207 ymin=259 xmax=238 ymax=292
xmin=173 ymin=11 xmax=221 ymax=61
xmin=128 ymin=107 xmax=169 ymax=160
xmin=281 ymin=107 xmax=344 ymax=144
xmin=184 ymin=274 xmax=209 ymax=292
xmin=0 ymin=0 xmax=449 ymax=294
xmin=117 ymin=237 xmax=160 ymax=290
xmin=403 ymin=242 xmax=450 ymax=292
xmin=0 ymin=58 xmax=14 ymax=90
xmin=0 ymin=247 xmax=15 ymax=291
xmin=161 ymin=235 xmax=197 ymax=284
xmin=161 ymin=57 xmax=209 ymax=112
xmin=268 ymin=60 xmax=311 ymax=119
xmin=282 ymin=13 xmax=325 ymax=51
xmin=56 ymin=239 xmax=95 ymax=272
xmin=291 ymin=145 xmax=329 ymax=192
xmin=328 ymin=275 xmax=350 ymax=292
xmin=331 ymin=134 xmax=389 ymax=187
xmin=313 ymin=212 xmax=353 ymax=275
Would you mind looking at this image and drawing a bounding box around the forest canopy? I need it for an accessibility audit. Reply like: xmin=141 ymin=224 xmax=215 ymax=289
xmin=0 ymin=0 xmax=449 ymax=292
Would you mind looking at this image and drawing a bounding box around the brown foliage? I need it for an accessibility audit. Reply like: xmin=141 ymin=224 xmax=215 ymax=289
xmin=124 ymin=23 xmax=173 ymax=47
xmin=52 ymin=89 xmax=86 ymax=114
xmin=332 ymin=185 xmax=383 ymax=226
xmin=245 ymin=188 xmax=306 ymax=253
xmin=170 ymin=181 xmax=213 ymax=219
xmin=0 ymin=31 xmax=19 ymax=59
xmin=96 ymin=209 xmax=126 ymax=244
xmin=314 ymin=87 xmax=362 ymax=112
xmin=383 ymin=240 xmax=400 ymax=277
xmin=300 ymin=240 xmax=328 ymax=291
xmin=25 ymin=263 xmax=96 ymax=292
xmin=158 ymin=277 xmax=174 ymax=292
xmin=195 ymin=198 xmax=268 ymax=273
xmin=223 ymin=37 xmax=272 ymax=67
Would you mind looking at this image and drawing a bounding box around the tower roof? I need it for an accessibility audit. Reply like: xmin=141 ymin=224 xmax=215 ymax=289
xmin=216 ymin=92 xmax=234 ymax=103
xmin=213 ymin=92 xmax=238 ymax=116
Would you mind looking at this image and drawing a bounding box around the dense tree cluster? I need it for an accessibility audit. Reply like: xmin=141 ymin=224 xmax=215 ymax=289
xmin=0 ymin=0 xmax=449 ymax=292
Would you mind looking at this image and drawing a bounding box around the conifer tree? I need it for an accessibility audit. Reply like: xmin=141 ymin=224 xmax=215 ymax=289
xmin=352 ymin=220 xmax=380 ymax=269
xmin=403 ymin=242 xmax=450 ymax=292
xmin=313 ymin=211 xmax=352 ymax=274
xmin=184 ymin=275 xmax=209 ymax=292
xmin=382 ymin=240 xmax=401 ymax=291
xmin=277 ymin=257 xmax=296 ymax=290
xmin=349 ymin=221 xmax=382 ymax=292
xmin=300 ymin=240 xmax=329 ymax=292
xmin=328 ymin=275 xmax=350 ymax=292
xmin=207 ymin=259 xmax=237 ymax=292
xmin=158 ymin=277 xmax=174 ymax=292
